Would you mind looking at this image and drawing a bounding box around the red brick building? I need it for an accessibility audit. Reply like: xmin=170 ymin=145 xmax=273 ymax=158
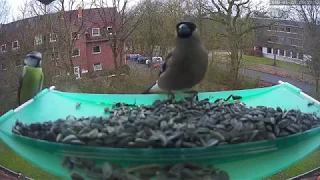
xmin=70 ymin=7 xmax=126 ymax=79
xmin=0 ymin=7 xmax=125 ymax=82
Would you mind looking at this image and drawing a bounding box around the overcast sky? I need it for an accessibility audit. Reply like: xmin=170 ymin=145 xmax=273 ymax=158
xmin=8 ymin=0 xmax=270 ymax=22
xmin=8 ymin=0 xmax=124 ymax=21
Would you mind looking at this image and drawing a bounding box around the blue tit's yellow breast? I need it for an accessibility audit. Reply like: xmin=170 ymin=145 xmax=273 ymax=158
xmin=20 ymin=67 xmax=43 ymax=103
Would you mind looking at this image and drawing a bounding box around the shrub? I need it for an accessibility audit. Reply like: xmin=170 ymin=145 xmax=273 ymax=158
xmin=244 ymin=48 xmax=263 ymax=57
xmin=0 ymin=61 xmax=261 ymax=116
xmin=254 ymin=49 xmax=263 ymax=57
xmin=244 ymin=48 xmax=255 ymax=56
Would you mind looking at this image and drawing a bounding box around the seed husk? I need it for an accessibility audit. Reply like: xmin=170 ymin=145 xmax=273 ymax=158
xmin=12 ymin=97 xmax=320 ymax=149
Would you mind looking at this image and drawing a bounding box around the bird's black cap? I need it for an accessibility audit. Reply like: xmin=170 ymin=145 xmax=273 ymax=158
xmin=176 ymin=22 xmax=197 ymax=38
xmin=26 ymin=51 xmax=42 ymax=60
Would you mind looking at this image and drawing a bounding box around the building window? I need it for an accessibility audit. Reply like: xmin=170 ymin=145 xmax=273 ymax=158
xmin=107 ymin=26 xmax=113 ymax=34
xmin=74 ymin=66 xmax=81 ymax=79
xmin=267 ymin=47 xmax=272 ymax=54
xmin=285 ymin=50 xmax=291 ymax=57
xmin=286 ymin=26 xmax=291 ymax=32
xmin=94 ymin=63 xmax=102 ymax=71
xmin=267 ymin=26 xmax=271 ymax=30
xmin=35 ymin=35 xmax=43 ymax=45
xmin=92 ymin=28 xmax=100 ymax=36
xmin=292 ymin=27 xmax=298 ymax=33
xmin=273 ymin=48 xmax=278 ymax=55
xmin=71 ymin=32 xmax=80 ymax=40
xmin=1 ymin=63 xmax=6 ymax=71
xmin=280 ymin=26 xmax=285 ymax=31
xmin=267 ymin=36 xmax=272 ymax=42
xmin=50 ymin=33 xmax=57 ymax=42
xmin=298 ymin=52 xmax=303 ymax=60
xmin=93 ymin=46 xmax=101 ymax=54
xmin=12 ymin=41 xmax=19 ymax=49
xmin=55 ymin=51 xmax=60 ymax=59
xmin=293 ymin=39 xmax=302 ymax=46
xmin=292 ymin=52 xmax=297 ymax=58
xmin=273 ymin=25 xmax=278 ymax=31
xmin=72 ymin=48 xmax=80 ymax=57
xmin=1 ymin=44 xmax=6 ymax=52
xmin=278 ymin=37 xmax=285 ymax=44
xmin=279 ymin=49 xmax=284 ymax=56
xmin=15 ymin=59 xmax=22 ymax=66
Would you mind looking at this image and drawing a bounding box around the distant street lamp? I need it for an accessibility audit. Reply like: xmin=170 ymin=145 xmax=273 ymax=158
xmin=37 ymin=0 xmax=55 ymax=5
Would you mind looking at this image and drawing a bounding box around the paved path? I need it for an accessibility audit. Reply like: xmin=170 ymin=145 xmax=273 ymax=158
xmin=240 ymin=68 xmax=313 ymax=93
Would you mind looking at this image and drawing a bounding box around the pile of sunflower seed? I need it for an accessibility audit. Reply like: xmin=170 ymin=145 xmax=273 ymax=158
xmin=63 ymin=156 xmax=229 ymax=180
xmin=12 ymin=98 xmax=320 ymax=148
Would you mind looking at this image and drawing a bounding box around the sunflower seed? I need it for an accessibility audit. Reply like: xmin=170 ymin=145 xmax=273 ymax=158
xmin=278 ymin=119 xmax=290 ymax=128
xmin=61 ymin=134 xmax=78 ymax=143
xmin=71 ymin=172 xmax=84 ymax=180
xmin=12 ymin=97 xmax=320 ymax=148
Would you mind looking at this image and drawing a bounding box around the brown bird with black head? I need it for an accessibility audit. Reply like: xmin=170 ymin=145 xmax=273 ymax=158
xmin=143 ymin=21 xmax=208 ymax=101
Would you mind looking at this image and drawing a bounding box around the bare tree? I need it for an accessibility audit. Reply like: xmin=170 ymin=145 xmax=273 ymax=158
xmin=135 ymin=0 xmax=163 ymax=57
xmin=1 ymin=0 xmax=85 ymax=87
xmin=0 ymin=0 xmax=10 ymax=24
xmin=93 ymin=0 xmax=145 ymax=69
xmin=289 ymin=1 xmax=320 ymax=92
xmin=51 ymin=0 xmax=87 ymax=76
xmin=158 ymin=0 xmax=188 ymax=56
xmin=204 ymin=0 xmax=271 ymax=88
xmin=0 ymin=0 xmax=60 ymax=88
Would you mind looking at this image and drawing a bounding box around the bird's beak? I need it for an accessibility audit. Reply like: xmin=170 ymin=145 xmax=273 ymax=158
xmin=178 ymin=24 xmax=191 ymax=37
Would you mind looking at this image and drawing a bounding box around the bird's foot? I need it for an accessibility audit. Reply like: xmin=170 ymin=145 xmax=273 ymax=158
xmin=184 ymin=90 xmax=199 ymax=102
xmin=113 ymin=100 xmax=137 ymax=108
xmin=167 ymin=92 xmax=175 ymax=103
xmin=214 ymin=94 xmax=242 ymax=104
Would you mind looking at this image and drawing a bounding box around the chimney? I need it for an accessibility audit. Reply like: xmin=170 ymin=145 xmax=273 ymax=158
xmin=78 ymin=7 xmax=83 ymax=18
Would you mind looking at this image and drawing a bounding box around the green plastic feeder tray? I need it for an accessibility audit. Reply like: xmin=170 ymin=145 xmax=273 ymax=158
xmin=1 ymin=81 xmax=320 ymax=180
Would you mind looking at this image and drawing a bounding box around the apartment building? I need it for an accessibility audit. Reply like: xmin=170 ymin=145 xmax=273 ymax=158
xmin=0 ymin=7 xmax=124 ymax=83
xmin=252 ymin=18 xmax=308 ymax=65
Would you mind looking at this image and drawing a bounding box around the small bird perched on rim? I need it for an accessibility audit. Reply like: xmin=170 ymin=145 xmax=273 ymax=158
xmin=142 ymin=21 xmax=208 ymax=101
xmin=17 ymin=51 xmax=44 ymax=106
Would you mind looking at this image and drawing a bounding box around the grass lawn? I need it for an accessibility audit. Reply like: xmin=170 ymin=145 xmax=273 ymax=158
xmin=243 ymin=55 xmax=310 ymax=73
xmin=0 ymin=141 xmax=62 ymax=180
xmin=265 ymin=149 xmax=320 ymax=180
xmin=1 ymin=138 xmax=319 ymax=180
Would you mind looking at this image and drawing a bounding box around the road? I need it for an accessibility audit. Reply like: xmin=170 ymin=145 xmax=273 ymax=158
xmin=240 ymin=68 xmax=313 ymax=93
xmin=127 ymin=60 xmax=313 ymax=94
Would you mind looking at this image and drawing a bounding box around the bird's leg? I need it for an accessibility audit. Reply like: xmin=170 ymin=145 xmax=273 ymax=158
xmin=167 ymin=91 xmax=175 ymax=103
xmin=184 ymin=90 xmax=199 ymax=102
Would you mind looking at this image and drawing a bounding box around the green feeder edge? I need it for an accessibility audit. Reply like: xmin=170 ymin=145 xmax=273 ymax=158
xmin=0 ymin=81 xmax=320 ymax=180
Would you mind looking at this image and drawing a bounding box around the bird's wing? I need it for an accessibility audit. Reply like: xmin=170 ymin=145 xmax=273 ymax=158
xmin=158 ymin=51 xmax=172 ymax=77
xmin=39 ymin=71 xmax=44 ymax=92
xmin=17 ymin=67 xmax=27 ymax=106
xmin=142 ymin=51 xmax=173 ymax=94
